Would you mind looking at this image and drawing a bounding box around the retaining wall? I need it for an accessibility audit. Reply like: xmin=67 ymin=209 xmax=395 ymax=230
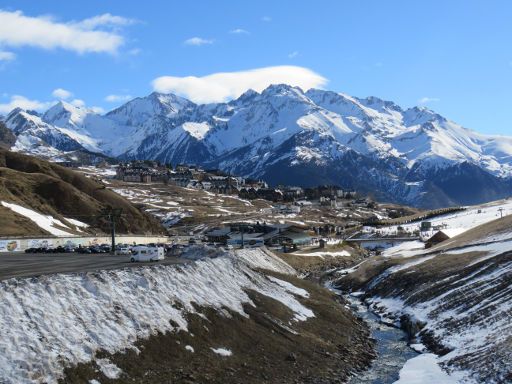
xmin=0 ymin=235 xmax=170 ymax=252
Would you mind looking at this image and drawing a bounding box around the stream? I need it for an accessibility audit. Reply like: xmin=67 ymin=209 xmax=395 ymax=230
xmin=342 ymin=293 xmax=419 ymax=384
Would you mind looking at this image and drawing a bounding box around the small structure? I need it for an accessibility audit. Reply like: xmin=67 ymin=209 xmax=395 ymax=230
xmin=420 ymin=221 xmax=432 ymax=231
xmin=424 ymin=228 xmax=465 ymax=249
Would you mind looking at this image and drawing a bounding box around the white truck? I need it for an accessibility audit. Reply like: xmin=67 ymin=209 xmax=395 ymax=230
xmin=129 ymin=246 xmax=165 ymax=262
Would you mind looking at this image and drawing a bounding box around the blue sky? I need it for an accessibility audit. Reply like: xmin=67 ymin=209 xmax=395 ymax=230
xmin=0 ymin=0 xmax=511 ymax=135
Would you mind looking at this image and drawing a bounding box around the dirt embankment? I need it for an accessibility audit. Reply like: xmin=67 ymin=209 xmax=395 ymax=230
xmin=62 ymin=272 xmax=375 ymax=384
xmin=276 ymin=244 xmax=367 ymax=283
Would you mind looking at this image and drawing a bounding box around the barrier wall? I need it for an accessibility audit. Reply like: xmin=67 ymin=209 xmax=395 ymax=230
xmin=0 ymin=235 xmax=170 ymax=252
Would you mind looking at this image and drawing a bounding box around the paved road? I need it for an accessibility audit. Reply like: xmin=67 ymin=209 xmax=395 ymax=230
xmin=0 ymin=252 xmax=188 ymax=281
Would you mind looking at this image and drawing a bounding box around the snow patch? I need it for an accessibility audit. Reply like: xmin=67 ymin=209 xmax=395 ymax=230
xmin=267 ymin=276 xmax=309 ymax=298
xmin=181 ymin=122 xmax=210 ymax=140
xmin=211 ymin=347 xmax=232 ymax=357
xmin=394 ymin=354 xmax=466 ymax=384
xmin=96 ymin=358 xmax=122 ymax=379
xmin=1 ymin=201 xmax=75 ymax=237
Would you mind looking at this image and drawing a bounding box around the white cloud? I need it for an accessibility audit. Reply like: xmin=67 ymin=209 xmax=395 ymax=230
xmin=183 ymin=37 xmax=214 ymax=46
xmin=230 ymin=28 xmax=249 ymax=34
xmin=70 ymin=99 xmax=85 ymax=108
xmin=152 ymin=65 xmax=328 ymax=104
xmin=0 ymin=10 xmax=128 ymax=54
xmin=0 ymin=50 xmax=15 ymax=61
xmin=0 ymin=95 xmax=54 ymax=114
xmin=52 ymin=88 xmax=73 ymax=100
xmin=73 ymin=13 xmax=137 ymax=30
xmin=105 ymin=94 xmax=132 ymax=102
xmin=90 ymin=106 xmax=105 ymax=114
xmin=288 ymin=51 xmax=299 ymax=59
xmin=418 ymin=97 xmax=440 ymax=104
xmin=128 ymin=48 xmax=141 ymax=55
xmin=0 ymin=93 xmax=103 ymax=115
xmin=262 ymin=16 xmax=272 ymax=22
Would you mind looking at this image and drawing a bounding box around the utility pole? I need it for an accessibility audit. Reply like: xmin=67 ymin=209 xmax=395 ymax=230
xmin=498 ymin=207 xmax=504 ymax=219
xmin=100 ymin=207 xmax=123 ymax=254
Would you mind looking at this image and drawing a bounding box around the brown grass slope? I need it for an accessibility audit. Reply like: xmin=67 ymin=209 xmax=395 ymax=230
xmin=62 ymin=273 xmax=375 ymax=384
xmin=0 ymin=149 xmax=164 ymax=237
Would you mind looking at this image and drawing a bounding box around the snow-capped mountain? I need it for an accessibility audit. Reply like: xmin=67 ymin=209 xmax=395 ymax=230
xmin=3 ymin=85 xmax=512 ymax=208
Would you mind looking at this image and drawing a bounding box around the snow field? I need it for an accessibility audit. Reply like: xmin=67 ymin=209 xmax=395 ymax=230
xmin=381 ymin=199 xmax=512 ymax=240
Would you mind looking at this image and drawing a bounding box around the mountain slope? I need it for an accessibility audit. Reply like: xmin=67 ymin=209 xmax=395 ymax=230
xmin=0 ymin=149 xmax=164 ymax=236
xmin=0 ymin=121 xmax=16 ymax=149
xmin=3 ymin=85 xmax=512 ymax=208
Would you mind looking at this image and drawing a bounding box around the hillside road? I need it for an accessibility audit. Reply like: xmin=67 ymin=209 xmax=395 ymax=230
xmin=0 ymin=252 xmax=188 ymax=280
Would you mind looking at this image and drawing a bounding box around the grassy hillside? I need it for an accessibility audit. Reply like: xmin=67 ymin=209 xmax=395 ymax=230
xmin=0 ymin=149 xmax=165 ymax=237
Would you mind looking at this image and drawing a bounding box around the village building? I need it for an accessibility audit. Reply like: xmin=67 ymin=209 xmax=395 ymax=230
xmin=205 ymin=227 xmax=232 ymax=243
xmin=204 ymin=223 xmax=312 ymax=249
xmin=116 ymin=162 xmax=171 ymax=183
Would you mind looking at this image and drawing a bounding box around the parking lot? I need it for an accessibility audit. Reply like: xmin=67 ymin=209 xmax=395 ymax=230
xmin=0 ymin=252 xmax=188 ymax=281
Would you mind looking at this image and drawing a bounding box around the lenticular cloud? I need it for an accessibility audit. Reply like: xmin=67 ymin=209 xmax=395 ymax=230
xmin=151 ymin=66 xmax=328 ymax=104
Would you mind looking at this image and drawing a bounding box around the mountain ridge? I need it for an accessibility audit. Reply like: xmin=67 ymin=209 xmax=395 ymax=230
xmin=3 ymin=85 xmax=512 ymax=208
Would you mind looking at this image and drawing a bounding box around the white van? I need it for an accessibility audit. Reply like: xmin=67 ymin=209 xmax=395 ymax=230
xmin=129 ymin=246 xmax=165 ymax=262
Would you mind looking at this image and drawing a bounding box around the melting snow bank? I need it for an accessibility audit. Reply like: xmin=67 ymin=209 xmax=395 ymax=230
xmin=394 ymin=354 xmax=465 ymax=384
xmin=0 ymin=248 xmax=313 ymax=384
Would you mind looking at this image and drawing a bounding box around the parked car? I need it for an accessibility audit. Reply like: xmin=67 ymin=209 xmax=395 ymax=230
xmin=116 ymin=247 xmax=131 ymax=255
xmin=89 ymin=246 xmax=102 ymax=254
